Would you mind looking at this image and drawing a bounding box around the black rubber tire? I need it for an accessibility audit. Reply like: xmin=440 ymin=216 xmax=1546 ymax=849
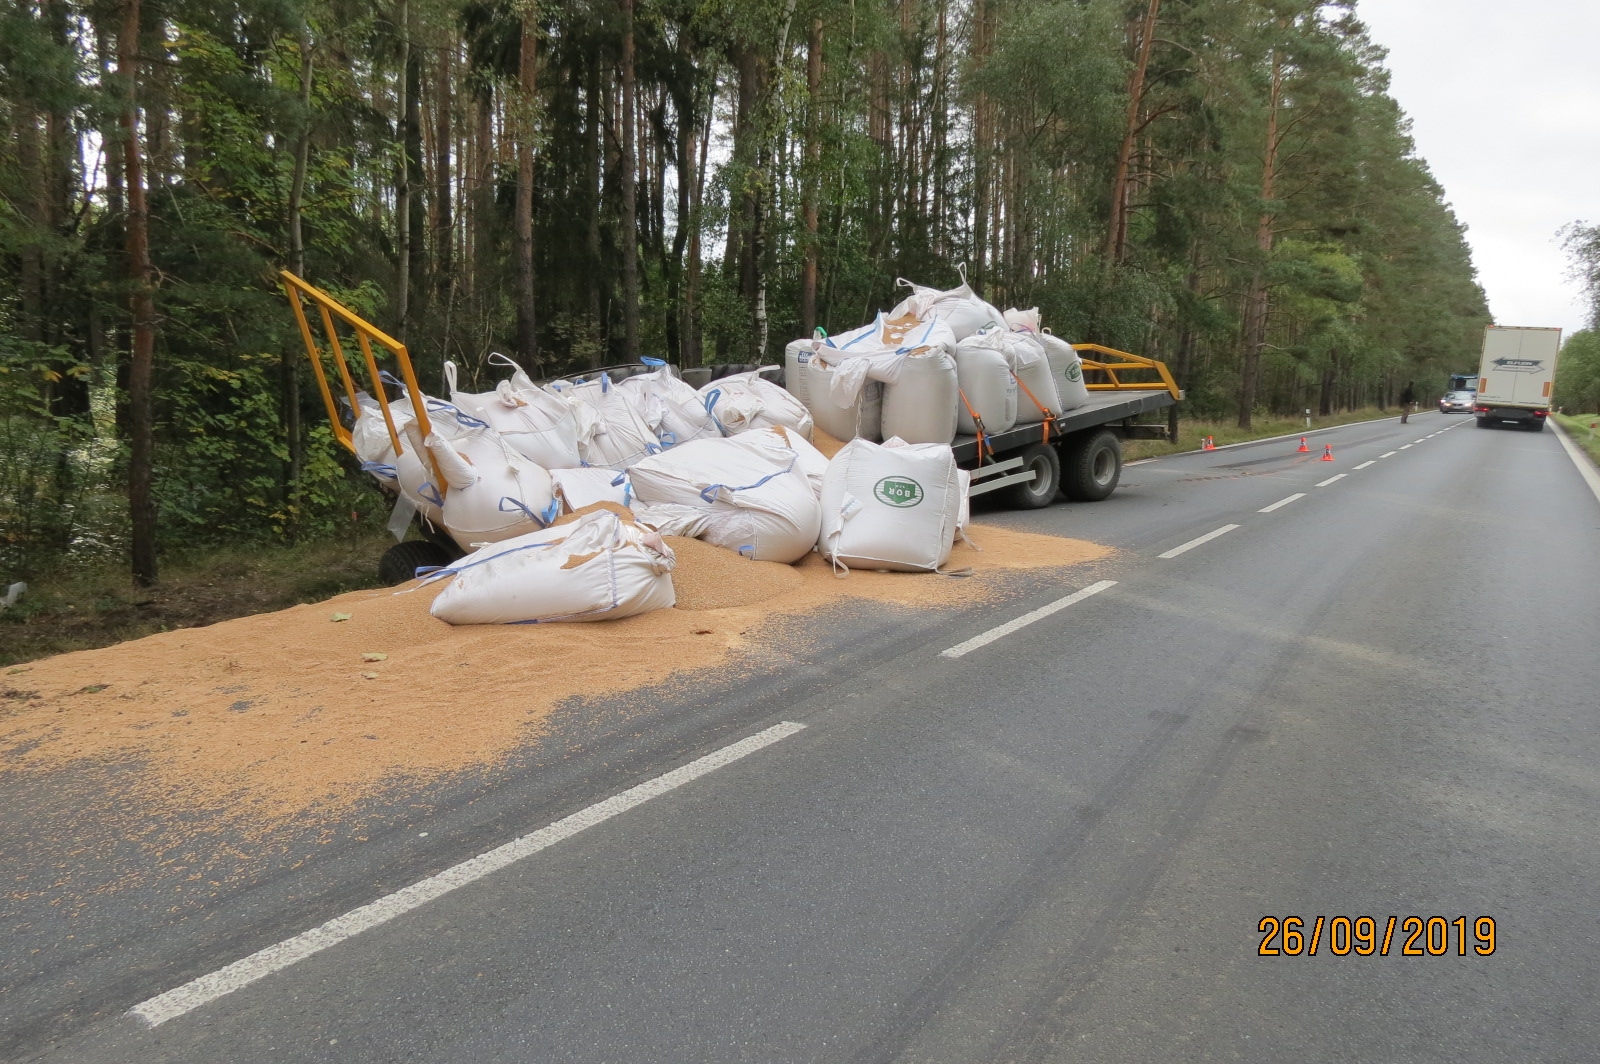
xmin=1476 ymin=417 xmax=1493 ymax=429
xmin=1528 ymin=419 xmax=1546 ymax=432
xmin=378 ymin=540 xmax=459 ymax=586
xmin=998 ymin=443 xmax=1062 ymax=510
xmin=1061 ymin=429 xmax=1122 ymax=502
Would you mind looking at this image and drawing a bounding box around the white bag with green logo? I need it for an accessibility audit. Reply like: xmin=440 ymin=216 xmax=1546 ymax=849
xmin=817 ymin=437 xmax=963 ymax=573
xmin=1035 ymin=331 xmax=1091 ymax=411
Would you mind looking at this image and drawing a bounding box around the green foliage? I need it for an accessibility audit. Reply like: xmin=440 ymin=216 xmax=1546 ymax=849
xmin=0 ymin=0 xmax=1493 ymax=582
xmin=1554 ymin=331 xmax=1600 ymax=414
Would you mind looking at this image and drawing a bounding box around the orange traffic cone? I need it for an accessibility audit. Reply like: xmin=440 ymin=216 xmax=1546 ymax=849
xmin=1297 ymin=437 xmax=1310 ymax=452
xmin=1320 ymin=444 xmax=1335 ymax=462
xmin=1202 ymin=435 xmax=1215 ymax=450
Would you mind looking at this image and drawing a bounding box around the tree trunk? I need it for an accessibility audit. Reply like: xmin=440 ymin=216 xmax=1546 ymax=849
xmin=471 ymin=86 xmax=494 ymax=302
xmin=514 ymin=9 xmax=538 ymax=363
xmin=800 ymin=16 xmax=821 ymax=335
xmin=619 ymin=0 xmax=639 ymax=360
xmin=284 ymin=21 xmax=313 ymax=518
xmin=16 ymin=111 xmax=44 ymax=347
xmin=120 ymin=0 xmax=158 ymax=586
xmin=395 ymin=0 xmax=411 ymax=332
xmin=583 ymin=53 xmax=603 ymax=362
xmin=1105 ymin=0 xmax=1161 ymax=265
xmin=1237 ymin=46 xmax=1282 ymax=431
xmin=971 ymin=0 xmax=990 ymax=288
xmin=751 ymin=0 xmax=798 ymax=360
xmin=684 ymin=81 xmax=713 ymax=367
xmin=434 ymin=44 xmax=453 ymax=292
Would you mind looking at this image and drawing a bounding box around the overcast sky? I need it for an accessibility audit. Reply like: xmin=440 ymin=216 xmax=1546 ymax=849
xmin=1355 ymin=0 xmax=1599 ymax=338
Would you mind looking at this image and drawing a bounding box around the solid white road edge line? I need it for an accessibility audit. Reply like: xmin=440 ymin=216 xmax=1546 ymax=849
xmin=1157 ymin=524 xmax=1241 ymax=560
xmin=1550 ymin=419 xmax=1600 ymax=508
xmin=1258 ymin=493 xmax=1306 ymax=513
xmin=1380 ymin=451 xmax=1397 ymax=458
xmin=940 ymin=581 xmax=1117 ymax=659
xmin=1315 ymin=474 xmax=1346 ymax=487
xmin=129 ymin=721 xmax=808 ymax=1028
xmin=1354 ymin=461 xmax=1376 ymax=469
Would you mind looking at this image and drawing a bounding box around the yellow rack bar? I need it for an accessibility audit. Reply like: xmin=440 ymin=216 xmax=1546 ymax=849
xmin=1073 ymin=343 xmax=1182 ymax=402
xmin=280 ymin=271 xmax=437 ymax=480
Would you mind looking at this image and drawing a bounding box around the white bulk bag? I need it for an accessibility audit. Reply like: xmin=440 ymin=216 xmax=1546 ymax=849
xmin=880 ymin=346 xmax=959 ymax=445
xmin=784 ymin=338 xmax=814 ymax=409
xmin=748 ymin=425 xmax=829 ymax=497
xmin=805 ymin=351 xmax=885 ymax=443
xmin=351 ymin=392 xmax=415 ymax=494
xmin=351 ymin=392 xmax=410 ymax=467
xmin=617 ymin=358 xmax=720 ymax=448
xmin=1035 ymin=331 xmax=1091 ymax=411
xmin=818 ymin=312 xmax=890 ymax=354
xmin=953 ymin=331 xmax=1018 ymax=436
xmin=443 ymin=357 xmax=582 ymax=470
xmin=364 ymin=395 xmax=483 ymax=526
xmin=629 ymin=435 xmax=821 ymax=563
xmin=424 ymin=427 xmax=558 ymax=549
xmin=818 ymin=438 xmax=964 ymax=573
xmin=551 ymin=372 xmax=662 ymax=468
xmin=550 ymin=467 xmax=633 ymax=512
xmin=1002 ymin=331 xmax=1064 ymax=423
xmin=700 ymin=370 xmax=814 ymax=440
xmin=425 ymin=509 xmax=675 ymax=625
xmin=889 ymin=276 xmax=1005 ymax=341
xmin=1003 ymin=306 xmax=1041 ymax=332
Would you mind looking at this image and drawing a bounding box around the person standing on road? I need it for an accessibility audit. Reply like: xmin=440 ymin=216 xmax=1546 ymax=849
xmin=1399 ymin=380 xmax=1417 ymax=423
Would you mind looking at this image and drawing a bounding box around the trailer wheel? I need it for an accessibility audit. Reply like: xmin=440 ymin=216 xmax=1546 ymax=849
xmin=378 ymin=540 xmax=459 ymax=586
xmin=1475 ymin=416 xmax=1493 ymax=429
xmin=999 ymin=443 xmax=1061 ymax=510
xmin=1528 ymin=419 xmax=1546 ymax=432
xmin=1062 ymin=429 xmax=1122 ymax=502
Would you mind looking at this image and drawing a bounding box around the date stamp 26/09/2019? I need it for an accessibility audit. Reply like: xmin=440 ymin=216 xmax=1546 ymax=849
xmin=1257 ymin=916 xmax=1496 ymax=957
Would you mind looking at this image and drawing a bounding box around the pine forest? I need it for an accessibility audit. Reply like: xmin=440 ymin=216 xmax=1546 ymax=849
xmin=1 ymin=0 xmax=1497 ymax=582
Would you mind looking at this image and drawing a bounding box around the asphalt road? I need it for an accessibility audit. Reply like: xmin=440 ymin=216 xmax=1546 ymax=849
xmin=8 ymin=410 xmax=1600 ymax=1063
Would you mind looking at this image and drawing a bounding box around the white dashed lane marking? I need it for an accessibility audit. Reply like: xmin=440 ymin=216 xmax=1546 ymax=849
xmin=941 ymin=581 xmax=1118 ymax=659
xmin=1258 ymin=493 xmax=1306 ymax=513
xmin=1158 ymin=524 xmax=1241 ymax=559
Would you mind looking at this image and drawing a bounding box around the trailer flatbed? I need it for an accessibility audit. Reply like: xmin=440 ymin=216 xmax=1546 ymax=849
xmin=953 ymin=344 xmax=1180 ymax=509
xmin=950 ymin=387 xmax=1176 ymax=464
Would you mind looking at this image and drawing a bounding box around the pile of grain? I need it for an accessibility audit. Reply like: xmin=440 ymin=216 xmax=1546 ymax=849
xmin=0 ymin=523 xmax=1107 ymax=824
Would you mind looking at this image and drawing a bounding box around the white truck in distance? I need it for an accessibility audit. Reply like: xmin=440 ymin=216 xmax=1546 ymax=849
xmin=1475 ymin=326 xmax=1562 ymax=431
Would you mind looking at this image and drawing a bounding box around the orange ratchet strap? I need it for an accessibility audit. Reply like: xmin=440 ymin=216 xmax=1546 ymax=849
xmin=1012 ymin=374 xmax=1056 ymax=443
xmin=958 ymin=388 xmax=993 ymax=463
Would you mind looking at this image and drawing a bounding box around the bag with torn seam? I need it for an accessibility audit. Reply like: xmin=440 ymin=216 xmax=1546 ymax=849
xmin=423 ymin=507 xmax=675 ymax=625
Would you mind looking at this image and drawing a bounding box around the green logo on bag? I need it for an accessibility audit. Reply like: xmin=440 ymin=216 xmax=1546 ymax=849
xmin=1066 ymin=362 xmax=1083 ymax=383
xmin=874 ymin=476 xmax=924 ymax=507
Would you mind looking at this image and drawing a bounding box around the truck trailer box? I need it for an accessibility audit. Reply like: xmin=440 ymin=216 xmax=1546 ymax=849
xmin=1475 ymin=325 xmax=1562 ymax=431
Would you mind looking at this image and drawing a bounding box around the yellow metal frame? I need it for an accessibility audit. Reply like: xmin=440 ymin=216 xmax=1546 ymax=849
xmin=1072 ymin=343 xmax=1182 ymax=402
xmin=280 ymin=271 xmax=437 ymax=478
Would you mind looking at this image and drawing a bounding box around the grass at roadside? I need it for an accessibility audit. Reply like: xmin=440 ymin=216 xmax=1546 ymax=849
xmin=1554 ymin=413 xmax=1600 ymax=467
xmin=1124 ymin=406 xmax=1408 ymax=462
xmin=1 ymin=530 xmax=395 ymax=668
